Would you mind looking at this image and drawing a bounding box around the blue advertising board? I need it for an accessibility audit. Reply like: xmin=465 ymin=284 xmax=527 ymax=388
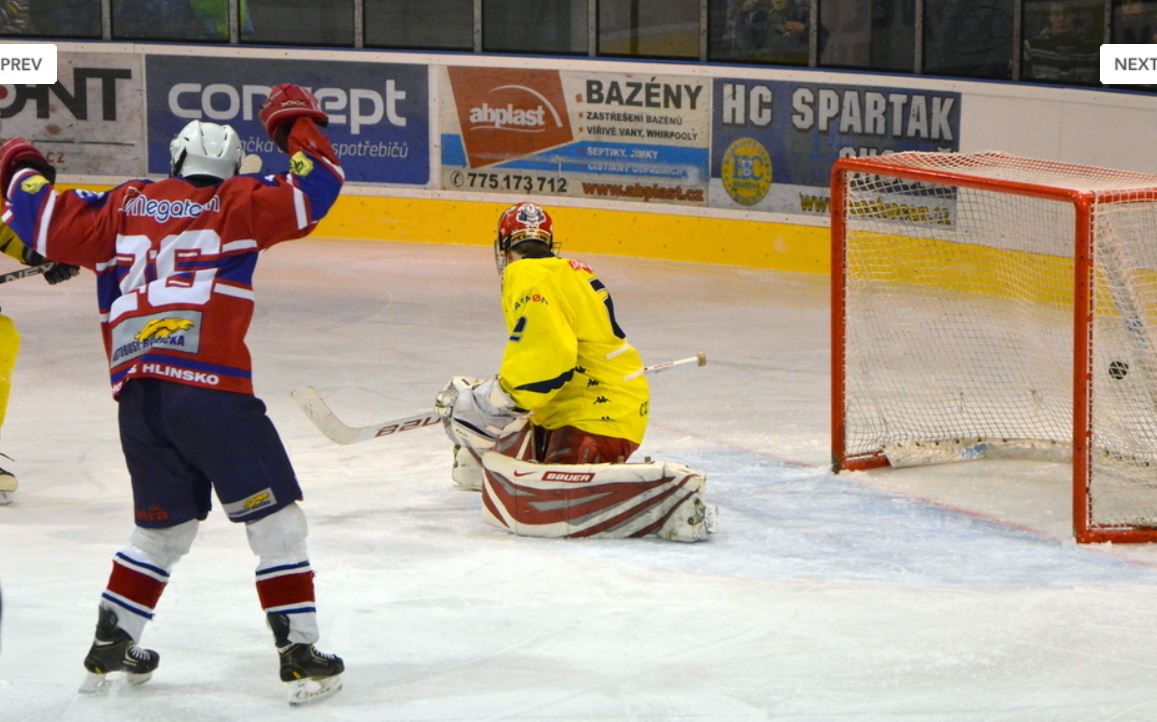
xmin=145 ymin=55 xmax=428 ymax=184
xmin=710 ymin=78 xmax=961 ymax=216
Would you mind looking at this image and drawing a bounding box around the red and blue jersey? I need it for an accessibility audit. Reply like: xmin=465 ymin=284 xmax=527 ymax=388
xmin=1 ymin=121 xmax=344 ymax=397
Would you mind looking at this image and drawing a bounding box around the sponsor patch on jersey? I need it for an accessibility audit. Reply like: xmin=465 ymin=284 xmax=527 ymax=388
xmin=290 ymin=151 xmax=314 ymax=177
xmin=134 ymin=317 xmax=194 ymax=342
xmin=513 ymin=293 xmax=549 ymax=312
xmin=20 ymin=174 xmax=48 ymax=194
xmin=111 ymin=310 xmax=202 ymax=365
xmin=224 ymin=488 xmax=278 ymax=520
xmin=122 ymin=194 xmax=220 ymax=223
xmin=138 ymin=361 xmax=221 ymax=386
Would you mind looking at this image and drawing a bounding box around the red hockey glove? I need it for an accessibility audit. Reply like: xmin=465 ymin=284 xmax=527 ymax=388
xmin=259 ymin=83 xmax=328 ymax=151
xmin=0 ymin=138 xmax=54 ymax=200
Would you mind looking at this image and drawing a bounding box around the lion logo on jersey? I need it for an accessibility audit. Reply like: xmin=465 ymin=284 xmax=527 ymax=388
xmin=135 ymin=318 xmax=194 ymax=342
xmin=244 ymin=490 xmax=273 ymax=511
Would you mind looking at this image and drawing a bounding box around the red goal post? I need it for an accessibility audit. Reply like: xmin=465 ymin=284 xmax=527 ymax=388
xmin=830 ymin=151 xmax=1157 ymax=543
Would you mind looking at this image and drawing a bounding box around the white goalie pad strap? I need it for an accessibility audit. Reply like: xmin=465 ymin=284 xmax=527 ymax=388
xmin=479 ymin=452 xmax=716 ymax=542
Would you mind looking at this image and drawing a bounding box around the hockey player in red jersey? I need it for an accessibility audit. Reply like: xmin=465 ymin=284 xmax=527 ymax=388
xmin=435 ymin=202 xmax=716 ymax=542
xmin=0 ymin=83 xmax=345 ymax=704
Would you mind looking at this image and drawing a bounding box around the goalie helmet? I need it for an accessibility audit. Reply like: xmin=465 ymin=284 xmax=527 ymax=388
xmin=169 ymin=119 xmax=243 ymax=181
xmin=495 ymin=201 xmax=554 ymax=276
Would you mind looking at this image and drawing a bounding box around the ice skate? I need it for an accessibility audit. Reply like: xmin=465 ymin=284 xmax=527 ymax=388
xmin=0 ymin=453 xmax=18 ymax=505
xmin=79 ymin=607 xmax=159 ymax=693
xmin=268 ymin=612 xmax=344 ymax=705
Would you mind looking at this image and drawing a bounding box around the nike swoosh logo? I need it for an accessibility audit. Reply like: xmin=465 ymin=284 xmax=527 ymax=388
xmin=511 ymin=470 xmax=536 ymax=477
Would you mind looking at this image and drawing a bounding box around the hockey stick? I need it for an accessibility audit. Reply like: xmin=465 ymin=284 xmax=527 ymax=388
xmin=292 ymin=352 xmax=708 ymax=445
xmin=290 ymin=386 xmax=441 ymax=445
xmin=0 ymin=264 xmax=48 ymax=284
xmin=625 ymin=352 xmax=707 ymax=381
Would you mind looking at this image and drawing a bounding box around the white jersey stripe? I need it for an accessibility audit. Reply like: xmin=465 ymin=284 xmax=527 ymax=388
xmin=222 ymin=239 xmax=259 ymax=253
xmin=35 ymin=190 xmax=56 ymax=256
xmin=214 ymin=282 xmax=255 ymax=301
xmin=292 ymin=186 xmax=307 ymax=228
xmin=605 ymin=342 xmax=633 ymax=360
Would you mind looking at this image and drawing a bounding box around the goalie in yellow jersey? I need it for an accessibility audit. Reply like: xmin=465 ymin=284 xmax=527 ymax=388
xmin=0 ymin=220 xmax=79 ymax=504
xmin=435 ymin=202 xmax=715 ymax=542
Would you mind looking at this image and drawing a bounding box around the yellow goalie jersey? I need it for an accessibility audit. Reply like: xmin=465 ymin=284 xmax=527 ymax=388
xmin=0 ymin=222 xmax=28 ymax=263
xmin=498 ymin=255 xmax=649 ymax=444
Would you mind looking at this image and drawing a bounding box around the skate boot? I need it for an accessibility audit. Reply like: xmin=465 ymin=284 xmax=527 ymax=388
xmin=0 ymin=453 xmax=18 ymax=505
xmin=79 ymin=606 xmax=159 ymax=693
xmin=268 ymin=612 xmax=344 ymax=705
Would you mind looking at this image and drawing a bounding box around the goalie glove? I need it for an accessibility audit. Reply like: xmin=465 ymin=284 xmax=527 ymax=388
xmin=435 ymin=375 xmax=523 ymax=451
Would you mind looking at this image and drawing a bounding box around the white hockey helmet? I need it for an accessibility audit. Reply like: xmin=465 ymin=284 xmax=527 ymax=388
xmin=169 ymin=119 xmax=243 ymax=180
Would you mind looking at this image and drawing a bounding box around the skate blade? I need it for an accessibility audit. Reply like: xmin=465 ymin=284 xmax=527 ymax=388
xmin=126 ymin=671 xmax=153 ymax=686
xmin=287 ymin=674 xmax=343 ymax=705
xmin=79 ymin=671 xmax=113 ymax=694
xmin=78 ymin=670 xmax=153 ymax=694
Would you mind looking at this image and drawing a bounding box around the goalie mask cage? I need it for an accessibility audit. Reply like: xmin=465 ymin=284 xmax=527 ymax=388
xmin=831 ymin=151 xmax=1157 ymax=544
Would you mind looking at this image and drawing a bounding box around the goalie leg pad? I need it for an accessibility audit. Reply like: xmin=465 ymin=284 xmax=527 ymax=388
xmin=451 ymin=444 xmax=484 ymax=491
xmin=446 ymin=417 xmax=528 ymax=489
xmin=479 ymin=452 xmax=717 ymax=542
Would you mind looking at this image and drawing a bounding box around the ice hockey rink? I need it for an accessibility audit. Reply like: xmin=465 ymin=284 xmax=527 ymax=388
xmin=4 ymin=237 xmax=1157 ymax=721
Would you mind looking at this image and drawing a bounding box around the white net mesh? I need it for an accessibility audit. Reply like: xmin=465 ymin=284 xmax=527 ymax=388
xmin=837 ymin=151 xmax=1157 ymax=536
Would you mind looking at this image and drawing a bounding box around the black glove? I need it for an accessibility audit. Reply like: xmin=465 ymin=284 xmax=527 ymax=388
xmin=20 ymin=246 xmax=45 ymax=266
xmin=42 ymin=262 xmax=79 ymax=285
xmin=21 ymin=248 xmax=78 ymax=284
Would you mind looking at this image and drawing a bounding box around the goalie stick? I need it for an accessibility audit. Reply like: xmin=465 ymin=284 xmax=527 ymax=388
xmin=290 ymin=386 xmax=441 ymax=445
xmin=292 ymin=352 xmax=709 ymax=445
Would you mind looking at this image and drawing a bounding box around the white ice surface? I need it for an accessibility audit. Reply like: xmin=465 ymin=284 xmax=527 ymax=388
xmin=3 ymin=239 xmax=1157 ymax=721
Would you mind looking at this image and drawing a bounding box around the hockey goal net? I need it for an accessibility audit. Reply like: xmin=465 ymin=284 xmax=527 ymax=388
xmin=831 ymin=151 xmax=1157 ymax=543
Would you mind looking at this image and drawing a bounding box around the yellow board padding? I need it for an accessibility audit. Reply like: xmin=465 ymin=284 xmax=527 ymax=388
xmin=847 ymin=232 xmax=1075 ymax=308
xmin=56 ymin=185 xmax=830 ymax=273
xmin=316 ymin=196 xmax=831 ymax=274
xmin=847 ymin=231 xmax=1157 ymax=322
